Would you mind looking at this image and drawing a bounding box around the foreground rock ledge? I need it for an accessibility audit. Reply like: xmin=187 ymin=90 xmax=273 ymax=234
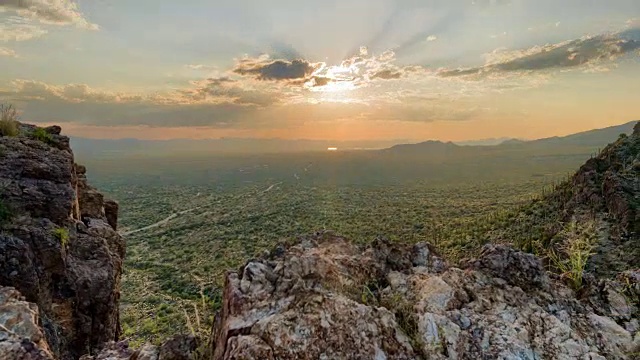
xmin=207 ymin=233 xmax=639 ymax=360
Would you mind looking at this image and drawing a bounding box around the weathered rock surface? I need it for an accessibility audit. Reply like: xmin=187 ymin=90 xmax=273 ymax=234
xmin=0 ymin=124 xmax=125 ymax=359
xmin=0 ymin=287 xmax=54 ymax=360
xmin=208 ymin=233 xmax=639 ymax=359
xmin=78 ymin=336 xmax=199 ymax=360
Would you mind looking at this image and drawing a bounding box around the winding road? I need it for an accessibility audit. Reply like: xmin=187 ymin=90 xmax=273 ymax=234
xmin=120 ymin=206 xmax=202 ymax=236
xmin=121 ymin=181 xmax=284 ymax=236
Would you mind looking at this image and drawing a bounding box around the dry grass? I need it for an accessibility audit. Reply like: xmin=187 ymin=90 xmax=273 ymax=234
xmin=0 ymin=104 xmax=20 ymax=137
xmin=548 ymin=219 xmax=597 ymax=291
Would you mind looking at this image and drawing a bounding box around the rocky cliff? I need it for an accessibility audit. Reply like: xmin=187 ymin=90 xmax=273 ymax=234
xmin=0 ymin=124 xmax=124 ymax=359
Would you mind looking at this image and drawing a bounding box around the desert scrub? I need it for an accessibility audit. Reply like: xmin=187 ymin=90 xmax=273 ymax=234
xmin=548 ymin=219 xmax=597 ymax=291
xmin=32 ymin=127 xmax=55 ymax=145
xmin=53 ymin=228 xmax=70 ymax=247
xmin=0 ymin=104 xmax=19 ymax=137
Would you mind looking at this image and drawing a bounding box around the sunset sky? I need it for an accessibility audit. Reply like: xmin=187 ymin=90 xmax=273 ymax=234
xmin=0 ymin=0 xmax=639 ymax=141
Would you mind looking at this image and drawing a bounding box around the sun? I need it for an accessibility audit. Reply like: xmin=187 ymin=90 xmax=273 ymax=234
xmin=304 ymin=62 xmax=360 ymax=93
xmin=309 ymin=80 xmax=357 ymax=93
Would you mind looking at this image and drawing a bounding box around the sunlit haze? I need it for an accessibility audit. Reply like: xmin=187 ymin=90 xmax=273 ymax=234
xmin=1 ymin=0 xmax=639 ymax=141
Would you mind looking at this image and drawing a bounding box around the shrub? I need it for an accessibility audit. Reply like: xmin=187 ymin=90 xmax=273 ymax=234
xmin=0 ymin=104 xmax=19 ymax=137
xmin=53 ymin=228 xmax=70 ymax=247
xmin=32 ymin=127 xmax=55 ymax=145
xmin=548 ymin=219 xmax=597 ymax=291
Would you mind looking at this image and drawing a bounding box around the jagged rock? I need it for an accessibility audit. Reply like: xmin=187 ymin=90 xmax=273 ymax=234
xmin=0 ymin=124 xmax=125 ymax=360
xmin=104 ymin=200 xmax=119 ymax=231
xmin=208 ymin=233 xmax=637 ymax=359
xmin=468 ymin=244 xmax=550 ymax=291
xmin=158 ymin=335 xmax=198 ymax=360
xmin=78 ymin=342 xmax=134 ymax=360
xmin=0 ymin=287 xmax=54 ymax=360
xmin=80 ymin=336 xmax=198 ymax=360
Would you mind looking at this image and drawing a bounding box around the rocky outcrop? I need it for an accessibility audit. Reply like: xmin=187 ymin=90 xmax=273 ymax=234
xmin=208 ymin=233 xmax=639 ymax=359
xmin=0 ymin=124 xmax=125 ymax=359
xmin=78 ymin=336 xmax=199 ymax=360
xmin=0 ymin=287 xmax=54 ymax=360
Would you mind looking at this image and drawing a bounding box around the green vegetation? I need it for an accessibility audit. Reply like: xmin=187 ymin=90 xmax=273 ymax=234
xmin=80 ymin=129 xmax=633 ymax=345
xmin=547 ymin=220 xmax=597 ymax=291
xmin=32 ymin=127 xmax=55 ymax=145
xmin=0 ymin=104 xmax=19 ymax=137
xmin=53 ymin=228 xmax=70 ymax=247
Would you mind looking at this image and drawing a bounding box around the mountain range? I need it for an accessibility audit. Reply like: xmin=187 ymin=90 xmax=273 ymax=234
xmin=70 ymin=121 xmax=638 ymax=161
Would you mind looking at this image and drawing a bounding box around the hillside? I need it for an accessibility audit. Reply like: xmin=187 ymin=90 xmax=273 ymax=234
xmin=478 ymin=122 xmax=639 ymax=278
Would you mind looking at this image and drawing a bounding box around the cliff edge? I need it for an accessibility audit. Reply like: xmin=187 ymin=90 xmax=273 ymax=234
xmin=0 ymin=124 xmax=124 ymax=359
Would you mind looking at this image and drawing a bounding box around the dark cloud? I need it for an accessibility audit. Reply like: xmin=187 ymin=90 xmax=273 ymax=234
xmin=371 ymin=69 xmax=403 ymax=80
xmin=0 ymin=0 xmax=98 ymax=29
xmin=233 ymin=58 xmax=320 ymax=81
xmin=439 ymin=30 xmax=640 ymax=77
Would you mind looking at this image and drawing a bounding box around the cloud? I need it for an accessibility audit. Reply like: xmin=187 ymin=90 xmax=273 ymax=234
xmin=0 ymin=46 xmax=17 ymax=57
xmin=233 ymin=56 xmax=321 ymax=81
xmin=439 ymin=29 xmax=640 ymax=77
xmin=0 ymin=79 xmax=263 ymax=128
xmin=0 ymin=0 xmax=98 ymax=29
xmin=0 ymin=20 xmax=48 ymax=42
xmin=371 ymin=69 xmax=403 ymax=80
xmin=426 ymin=35 xmax=437 ymax=42
xmin=181 ymin=77 xmax=278 ymax=106
xmin=186 ymin=64 xmax=217 ymax=71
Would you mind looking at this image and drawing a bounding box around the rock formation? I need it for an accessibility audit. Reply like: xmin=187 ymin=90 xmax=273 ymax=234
xmin=206 ymin=233 xmax=639 ymax=359
xmin=0 ymin=124 xmax=125 ymax=359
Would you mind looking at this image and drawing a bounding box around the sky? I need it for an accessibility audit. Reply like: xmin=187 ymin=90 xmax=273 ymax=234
xmin=0 ymin=0 xmax=639 ymax=141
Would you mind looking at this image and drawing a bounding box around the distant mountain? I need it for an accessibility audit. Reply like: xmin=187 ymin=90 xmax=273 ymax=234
xmin=501 ymin=120 xmax=638 ymax=148
xmin=382 ymin=120 xmax=638 ymax=155
xmin=455 ymin=137 xmax=518 ymax=146
xmin=383 ymin=140 xmax=460 ymax=154
xmin=69 ymin=137 xmax=411 ymax=160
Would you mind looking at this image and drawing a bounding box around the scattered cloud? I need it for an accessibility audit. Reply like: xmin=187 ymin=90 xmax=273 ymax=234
xmin=233 ymin=56 xmax=321 ymax=81
xmin=0 ymin=20 xmax=48 ymax=42
xmin=371 ymin=69 xmax=403 ymax=80
xmin=0 ymin=46 xmax=17 ymax=57
xmin=0 ymin=79 xmax=262 ymax=128
xmin=426 ymin=35 xmax=437 ymax=42
xmin=439 ymin=29 xmax=640 ymax=77
xmin=186 ymin=64 xmax=218 ymax=71
xmin=180 ymin=77 xmax=279 ymax=107
xmin=0 ymin=0 xmax=98 ymax=29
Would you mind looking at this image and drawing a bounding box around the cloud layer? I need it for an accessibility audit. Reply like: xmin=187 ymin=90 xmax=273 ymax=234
xmin=0 ymin=20 xmax=638 ymax=137
xmin=0 ymin=46 xmax=17 ymax=57
xmin=0 ymin=0 xmax=98 ymax=29
xmin=439 ymin=29 xmax=640 ymax=77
